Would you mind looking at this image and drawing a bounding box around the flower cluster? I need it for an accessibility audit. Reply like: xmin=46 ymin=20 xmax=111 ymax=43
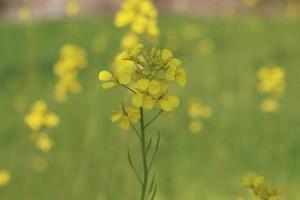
xmin=115 ymin=0 xmax=159 ymax=38
xmin=257 ymin=64 xmax=286 ymax=113
xmin=53 ymin=44 xmax=87 ymax=103
xmin=187 ymin=100 xmax=212 ymax=133
xmin=24 ymin=100 xmax=60 ymax=152
xmin=236 ymin=172 xmax=286 ymax=200
xmin=65 ymin=0 xmax=80 ymax=17
xmin=99 ymin=44 xmax=186 ymax=129
xmin=0 ymin=170 xmax=10 ymax=187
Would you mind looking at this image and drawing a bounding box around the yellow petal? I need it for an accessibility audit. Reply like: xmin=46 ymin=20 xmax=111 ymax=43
xmin=143 ymin=96 xmax=154 ymax=110
xmin=132 ymin=93 xmax=144 ymax=108
xmin=111 ymin=112 xmax=123 ymax=122
xmin=167 ymin=58 xmax=181 ymax=68
xmin=102 ymin=82 xmax=117 ymax=89
xmin=119 ymin=118 xmax=130 ymax=129
xmin=99 ymin=71 xmax=113 ymax=81
xmin=148 ymin=80 xmax=161 ymax=95
xmin=166 ymin=65 xmax=177 ymax=81
xmin=134 ymin=79 xmax=150 ymax=91
xmin=118 ymin=73 xmax=131 ymax=85
xmin=176 ymin=68 xmax=186 ymax=87
xmin=162 ymin=49 xmax=173 ymax=61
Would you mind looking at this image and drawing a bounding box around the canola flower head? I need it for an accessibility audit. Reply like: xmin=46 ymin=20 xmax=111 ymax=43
xmin=121 ymin=32 xmax=140 ymax=49
xmin=257 ymin=64 xmax=286 ymax=95
xmin=24 ymin=100 xmax=60 ymax=131
xmin=188 ymin=100 xmax=212 ymax=119
xmin=0 ymin=170 xmax=10 ymax=187
xmin=54 ymin=44 xmax=87 ymax=103
xmin=114 ymin=0 xmax=159 ymax=38
xmin=261 ymin=98 xmax=279 ymax=113
xmin=189 ymin=120 xmax=203 ymax=133
xmin=99 ymin=44 xmax=186 ymax=129
xmin=239 ymin=172 xmax=285 ymax=200
xmin=35 ymin=133 xmax=54 ymax=153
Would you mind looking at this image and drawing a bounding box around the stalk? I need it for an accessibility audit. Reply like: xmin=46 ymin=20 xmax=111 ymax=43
xmin=140 ymin=108 xmax=148 ymax=200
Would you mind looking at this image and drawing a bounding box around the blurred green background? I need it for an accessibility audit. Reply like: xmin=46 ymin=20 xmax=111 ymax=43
xmin=1 ymin=1 xmax=300 ymax=199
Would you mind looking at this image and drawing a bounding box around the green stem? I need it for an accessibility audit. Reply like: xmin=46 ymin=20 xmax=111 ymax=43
xmin=140 ymin=108 xmax=148 ymax=200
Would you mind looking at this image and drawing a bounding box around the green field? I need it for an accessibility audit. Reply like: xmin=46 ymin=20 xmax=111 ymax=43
xmin=0 ymin=16 xmax=300 ymax=199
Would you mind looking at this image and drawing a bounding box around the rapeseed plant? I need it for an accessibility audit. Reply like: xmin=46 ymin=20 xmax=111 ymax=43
xmin=257 ymin=64 xmax=286 ymax=113
xmin=187 ymin=100 xmax=212 ymax=134
xmin=24 ymin=100 xmax=59 ymax=153
xmin=115 ymin=0 xmax=159 ymax=38
xmin=99 ymin=43 xmax=186 ymax=200
xmin=237 ymin=172 xmax=286 ymax=200
xmin=53 ymin=44 xmax=87 ymax=103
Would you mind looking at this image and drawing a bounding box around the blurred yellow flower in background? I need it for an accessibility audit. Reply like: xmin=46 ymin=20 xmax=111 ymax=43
xmin=114 ymin=0 xmax=159 ymax=38
xmin=257 ymin=65 xmax=286 ymax=95
xmin=0 ymin=170 xmax=10 ymax=187
xmin=257 ymin=64 xmax=286 ymax=113
xmin=65 ymin=0 xmax=80 ymax=17
xmin=239 ymin=172 xmax=285 ymax=200
xmin=187 ymin=100 xmax=212 ymax=133
xmin=261 ymin=98 xmax=279 ymax=113
xmin=91 ymin=34 xmax=109 ymax=54
xmin=286 ymin=1 xmax=300 ymax=18
xmin=121 ymin=32 xmax=140 ymax=49
xmin=18 ymin=6 xmax=31 ymax=22
xmin=54 ymin=44 xmax=87 ymax=103
xmin=24 ymin=100 xmax=60 ymax=131
xmin=189 ymin=120 xmax=203 ymax=134
xmin=198 ymin=39 xmax=215 ymax=57
xmin=35 ymin=134 xmax=54 ymax=153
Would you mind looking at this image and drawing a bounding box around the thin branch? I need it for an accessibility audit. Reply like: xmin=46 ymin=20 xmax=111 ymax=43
xmin=121 ymin=103 xmax=141 ymax=140
xmin=127 ymin=149 xmax=143 ymax=186
xmin=121 ymin=84 xmax=136 ymax=94
xmin=150 ymin=184 xmax=158 ymax=200
xmin=145 ymin=110 xmax=163 ymax=129
xmin=146 ymin=173 xmax=156 ymax=199
xmin=148 ymin=132 xmax=160 ymax=171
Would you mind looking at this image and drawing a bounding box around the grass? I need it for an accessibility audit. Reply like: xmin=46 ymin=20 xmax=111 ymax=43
xmin=0 ymin=15 xmax=300 ymax=199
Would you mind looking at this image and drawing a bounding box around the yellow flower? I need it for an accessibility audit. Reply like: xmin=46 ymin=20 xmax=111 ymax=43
xmin=114 ymin=0 xmax=159 ymax=37
xmin=189 ymin=120 xmax=203 ymax=133
xmin=35 ymin=134 xmax=54 ymax=153
xmin=98 ymin=71 xmax=117 ymax=89
xmin=175 ymin=67 xmax=186 ymax=87
xmin=162 ymin=49 xmax=173 ymax=62
xmin=182 ymin=24 xmax=201 ymax=41
xmin=111 ymin=107 xmax=140 ymax=129
xmin=25 ymin=100 xmax=60 ymax=131
xmin=53 ymin=44 xmax=87 ymax=103
xmin=261 ymin=99 xmax=279 ymax=113
xmin=188 ymin=101 xmax=212 ymax=119
xmin=121 ymin=32 xmax=140 ymax=49
xmin=18 ymin=6 xmax=31 ymax=22
xmin=65 ymin=0 xmax=80 ymax=17
xmin=0 ymin=170 xmax=10 ymax=187
xmin=159 ymin=95 xmax=180 ymax=112
xmin=132 ymin=93 xmax=154 ymax=110
xmin=257 ymin=65 xmax=286 ymax=95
